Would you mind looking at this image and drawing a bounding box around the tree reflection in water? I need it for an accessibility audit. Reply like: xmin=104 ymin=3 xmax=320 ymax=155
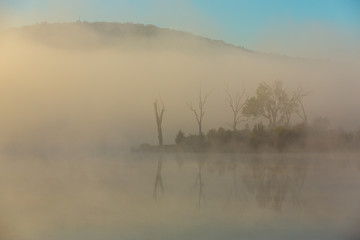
xmin=153 ymin=154 xmax=164 ymax=200
xmin=241 ymin=154 xmax=308 ymax=211
xmin=193 ymin=154 xmax=206 ymax=209
xmin=153 ymin=153 xmax=309 ymax=212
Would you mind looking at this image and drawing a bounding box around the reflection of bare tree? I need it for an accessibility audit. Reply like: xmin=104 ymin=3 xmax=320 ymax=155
xmin=153 ymin=154 xmax=164 ymax=200
xmin=242 ymin=154 xmax=308 ymax=212
xmin=227 ymin=158 xmax=240 ymax=205
xmin=193 ymin=157 xmax=205 ymax=208
xmin=150 ymin=153 xmax=308 ymax=210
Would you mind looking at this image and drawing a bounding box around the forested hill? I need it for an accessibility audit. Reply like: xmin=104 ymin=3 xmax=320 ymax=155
xmin=3 ymin=21 xmax=251 ymax=52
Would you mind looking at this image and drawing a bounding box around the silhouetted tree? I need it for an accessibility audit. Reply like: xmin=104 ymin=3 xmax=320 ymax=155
xmin=294 ymin=87 xmax=310 ymax=124
xmin=188 ymin=86 xmax=208 ymax=137
xmin=281 ymin=93 xmax=298 ymax=127
xmin=249 ymin=122 xmax=269 ymax=150
xmin=154 ymin=98 xmax=165 ymax=146
xmin=175 ymin=130 xmax=185 ymax=145
xmin=226 ymin=86 xmax=247 ymax=131
xmin=242 ymin=80 xmax=298 ymax=128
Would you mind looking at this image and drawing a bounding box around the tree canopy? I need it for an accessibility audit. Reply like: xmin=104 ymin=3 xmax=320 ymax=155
xmin=242 ymin=80 xmax=299 ymax=129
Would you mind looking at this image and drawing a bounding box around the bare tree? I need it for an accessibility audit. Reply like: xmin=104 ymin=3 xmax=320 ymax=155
xmin=294 ymin=88 xmax=310 ymax=124
xmin=226 ymin=86 xmax=248 ymax=131
xmin=281 ymin=93 xmax=298 ymax=127
xmin=154 ymin=98 xmax=165 ymax=146
xmin=188 ymin=87 xmax=208 ymax=137
xmin=153 ymin=99 xmax=165 ymax=200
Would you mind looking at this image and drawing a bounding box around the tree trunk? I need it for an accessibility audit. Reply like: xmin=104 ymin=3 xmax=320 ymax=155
xmin=154 ymin=100 xmax=165 ymax=147
xmin=198 ymin=121 xmax=202 ymax=136
xmin=157 ymin=123 xmax=163 ymax=146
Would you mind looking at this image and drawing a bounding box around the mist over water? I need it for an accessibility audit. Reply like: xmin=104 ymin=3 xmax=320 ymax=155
xmin=0 ymin=153 xmax=360 ymax=240
xmin=0 ymin=21 xmax=360 ymax=240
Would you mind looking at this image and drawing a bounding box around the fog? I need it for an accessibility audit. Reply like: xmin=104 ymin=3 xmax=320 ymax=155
xmin=0 ymin=152 xmax=359 ymax=240
xmin=0 ymin=22 xmax=359 ymax=156
xmin=0 ymin=22 xmax=360 ymax=240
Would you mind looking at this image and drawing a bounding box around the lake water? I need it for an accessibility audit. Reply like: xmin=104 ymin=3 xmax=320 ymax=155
xmin=0 ymin=152 xmax=359 ymax=240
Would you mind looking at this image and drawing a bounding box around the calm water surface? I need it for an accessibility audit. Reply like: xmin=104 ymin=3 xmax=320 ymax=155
xmin=0 ymin=152 xmax=359 ymax=240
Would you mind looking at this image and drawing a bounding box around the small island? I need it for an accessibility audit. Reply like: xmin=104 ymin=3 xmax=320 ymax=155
xmin=134 ymin=80 xmax=360 ymax=153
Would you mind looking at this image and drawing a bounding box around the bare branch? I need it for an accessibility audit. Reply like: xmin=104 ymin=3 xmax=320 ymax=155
xmin=225 ymin=84 xmax=247 ymax=131
xmin=188 ymin=103 xmax=201 ymax=125
xmin=293 ymin=87 xmax=310 ymax=123
xmin=189 ymin=85 xmax=209 ymax=136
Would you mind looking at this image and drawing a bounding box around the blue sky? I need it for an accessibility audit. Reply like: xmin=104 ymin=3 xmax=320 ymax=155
xmin=1 ymin=0 xmax=359 ymax=58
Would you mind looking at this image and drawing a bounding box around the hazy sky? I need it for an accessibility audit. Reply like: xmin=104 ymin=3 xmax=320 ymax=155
xmin=1 ymin=0 xmax=359 ymax=58
xmin=0 ymin=0 xmax=360 ymax=150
